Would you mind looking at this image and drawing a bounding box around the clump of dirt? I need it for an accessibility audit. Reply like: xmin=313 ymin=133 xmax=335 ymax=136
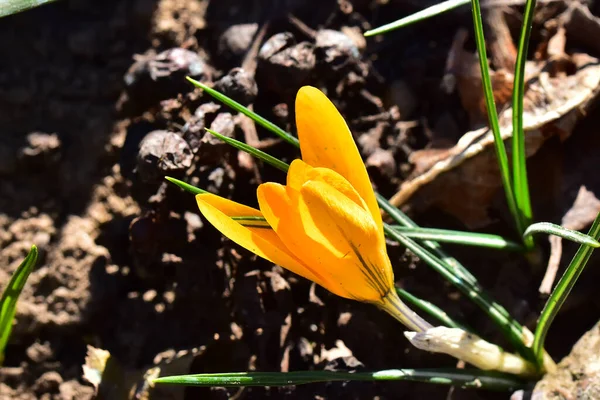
xmin=2 ymin=1 xmax=600 ymax=400
xmin=514 ymin=321 xmax=600 ymax=400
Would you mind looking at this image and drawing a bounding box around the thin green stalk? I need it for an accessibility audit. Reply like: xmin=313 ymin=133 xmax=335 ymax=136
xmin=383 ymin=224 xmax=536 ymax=363
xmin=0 ymin=245 xmax=38 ymax=365
xmin=187 ymin=77 xmax=300 ymax=147
xmin=512 ymin=0 xmax=536 ymax=248
xmin=390 ymin=226 xmax=522 ymax=251
xmin=524 ymin=222 xmax=600 ymax=248
xmin=205 ymin=128 xmax=290 ymax=172
xmin=396 ymin=288 xmax=467 ymax=330
xmin=153 ymin=369 xmax=526 ymax=391
xmin=364 ymin=0 xmax=470 ymax=36
xmin=165 ymin=177 xmax=206 ymax=195
xmin=532 ymin=212 xmax=600 ymax=367
xmin=470 ymin=0 xmax=521 ymax=236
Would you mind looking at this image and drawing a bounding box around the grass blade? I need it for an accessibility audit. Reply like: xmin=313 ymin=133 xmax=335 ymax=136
xmin=391 ymin=226 xmax=522 ymax=251
xmin=0 ymin=0 xmax=59 ymax=18
xmin=165 ymin=177 xmax=207 ymax=195
xmin=512 ymin=0 xmax=536 ymax=247
xmin=396 ymin=288 xmax=467 ymax=330
xmin=187 ymin=77 xmax=299 ymax=147
xmin=532 ymin=212 xmax=600 ymax=367
xmin=470 ymin=0 xmax=521 ymax=236
xmin=0 ymin=245 xmax=38 ymax=365
xmin=153 ymin=368 xmax=526 ymax=391
xmin=364 ymin=0 xmax=470 ymax=37
xmin=524 ymin=222 xmax=600 ymax=248
xmin=204 ymin=128 xmax=290 ymax=172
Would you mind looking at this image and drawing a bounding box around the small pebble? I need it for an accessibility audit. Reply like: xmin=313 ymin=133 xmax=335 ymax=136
xmin=19 ymin=132 xmax=62 ymax=170
xmin=33 ymin=371 xmax=63 ymax=395
xmin=217 ymin=23 xmax=259 ymax=66
xmin=195 ymin=113 xmax=236 ymax=163
xmin=258 ymin=32 xmax=295 ymax=60
xmin=213 ymin=68 xmax=258 ymax=106
xmin=366 ymin=148 xmax=396 ymax=179
xmin=182 ymin=102 xmax=221 ymax=153
xmin=122 ymin=48 xmax=212 ymax=114
xmin=136 ymin=131 xmax=193 ymax=183
xmin=315 ymin=29 xmax=359 ymax=71
xmin=258 ymin=33 xmax=315 ymax=94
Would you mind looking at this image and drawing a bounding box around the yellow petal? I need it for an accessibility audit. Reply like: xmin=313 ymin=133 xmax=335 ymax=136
xmin=258 ymin=178 xmax=393 ymax=302
xmin=299 ymin=180 xmax=395 ymax=301
xmin=287 ymin=159 xmax=366 ymax=212
xmin=295 ymin=86 xmax=383 ymax=233
xmin=196 ymin=193 xmax=328 ymax=287
xmin=257 ymin=182 xmax=350 ymax=298
xmin=286 ymin=159 xmax=313 ymax=191
xmin=198 ymin=192 xmax=263 ymax=217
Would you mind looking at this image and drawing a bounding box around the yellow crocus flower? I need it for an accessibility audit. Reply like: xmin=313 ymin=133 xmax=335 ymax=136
xmin=196 ymin=86 xmax=431 ymax=332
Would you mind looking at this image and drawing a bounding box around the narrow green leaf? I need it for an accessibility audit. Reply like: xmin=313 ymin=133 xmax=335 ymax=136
xmin=383 ymin=224 xmax=537 ymax=363
xmin=0 ymin=0 xmax=58 ymax=18
xmin=532 ymin=212 xmax=600 ymax=367
xmin=511 ymin=0 xmax=536 ymax=247
xmin=396 ymin=288 xmax=467 ymax=330
xmin=470 ymin=0 xmax=522 ymax=238
xmin=165 ymin=176 xmax=207 ymax=195
xmin=364 ymin=0 xmax=470 ymax=37
xmin=391 ymin=226 xmax=523 ymax=251
xmin=0 ymin=245 xmax=38 ymax=365
xmin=524 ymin=222 xmax=600 ymax=248
xmin=204 ymin=128 xmax=290 ymax=172
xmin=153 ymin=369 xmax=526 ymax=391
xmin=186 ymin=77 xmax=300 ymax=147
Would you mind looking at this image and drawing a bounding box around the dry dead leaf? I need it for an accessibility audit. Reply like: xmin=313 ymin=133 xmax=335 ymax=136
xmin=389 ymin=52 xmax=600 ymax=228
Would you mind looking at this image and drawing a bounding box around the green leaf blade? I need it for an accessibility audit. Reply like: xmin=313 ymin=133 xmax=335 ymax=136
xmin=0 ymin=245 xmax=38 ymax=365
xmin=153 ymin=369 xmax=526 ymax=391
xmin=391 ymin=226 xmax=523 ymax=251
xmin=165 ymin=176 xmax=207 ymax=195
xmin=0 ymin=0 xmax=58 ymax=18
xmin=524 ymin=222 xmax=600 ymax=248
xmin=204 ymin=128 xmax=290 ymax=172
xmin=364 ymin=0 xmax=470 ymax=36
xmin=469 ymin=0 xmax=521 ymax=238
xmin=532 ymin=212 xmax=600 ymax=367
xmin=512 ymin=0 xmax=537 ymax=248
